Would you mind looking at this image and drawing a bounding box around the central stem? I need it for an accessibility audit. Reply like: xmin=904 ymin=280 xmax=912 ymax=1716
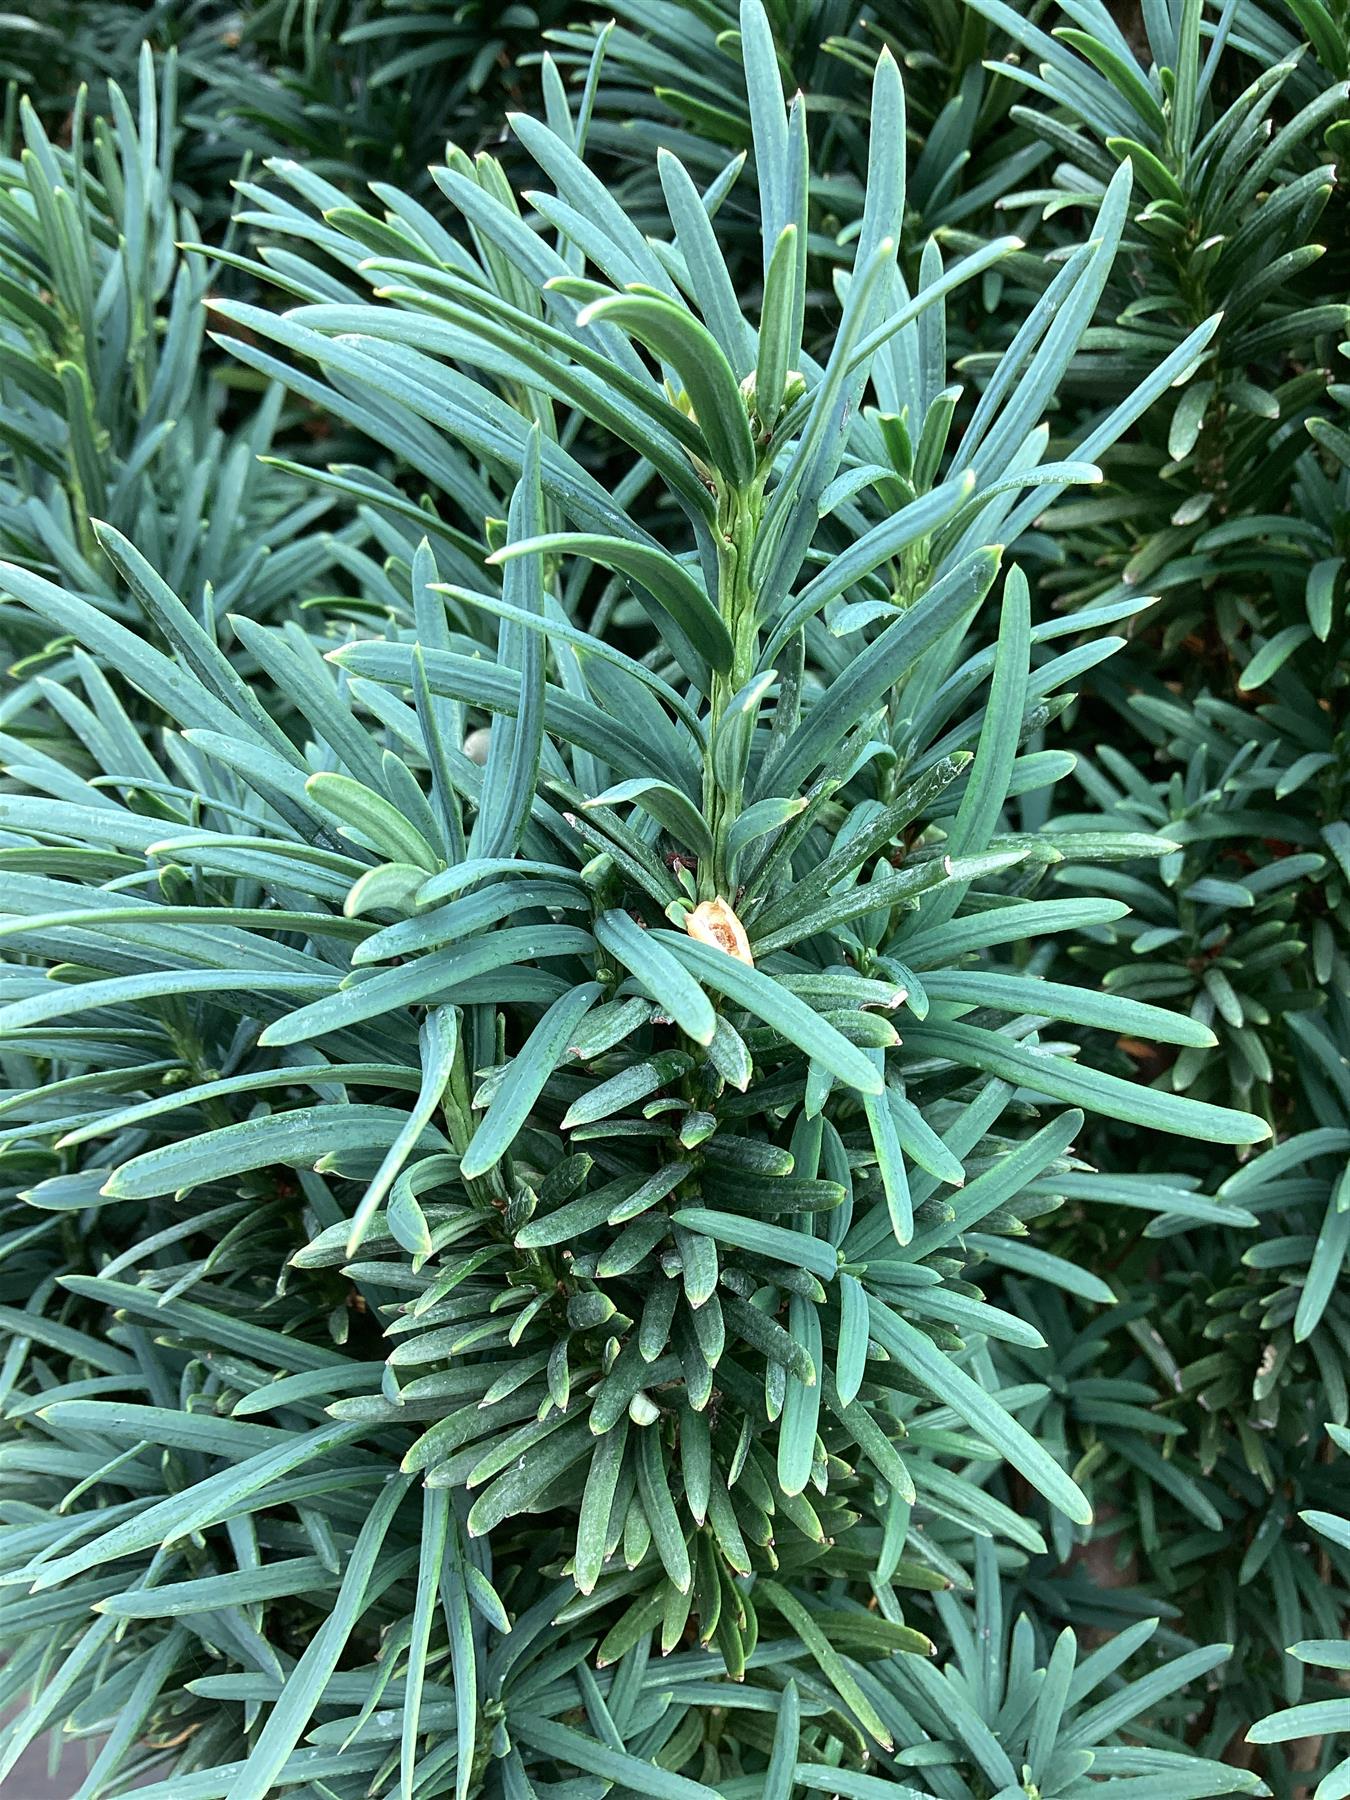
xmin=702 ymin=479 xmax=764 ymax=900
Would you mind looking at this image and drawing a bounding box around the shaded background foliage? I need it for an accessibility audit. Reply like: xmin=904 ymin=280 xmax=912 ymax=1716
xmin=0 ymin=0 xmax=1346 ymax=1797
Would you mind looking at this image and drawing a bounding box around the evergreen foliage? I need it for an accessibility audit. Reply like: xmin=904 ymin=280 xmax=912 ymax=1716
xmin=0 ymin=2 xmax=1345 ymax=1797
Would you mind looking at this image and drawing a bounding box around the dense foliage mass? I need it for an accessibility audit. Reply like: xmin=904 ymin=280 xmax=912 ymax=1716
xmin=0 ymin=0 xmax=1345 ymax=1796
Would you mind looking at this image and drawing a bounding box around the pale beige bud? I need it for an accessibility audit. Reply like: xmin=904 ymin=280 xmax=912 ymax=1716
xmin=686 ymin=897 xmax=753 ymax=966
xmin=463 ymin=726 xmax=492 ymax=765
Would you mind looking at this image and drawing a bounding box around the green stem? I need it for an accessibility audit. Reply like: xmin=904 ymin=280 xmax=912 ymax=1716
xmin=701 ymin=480 xmax=765 ymax=900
